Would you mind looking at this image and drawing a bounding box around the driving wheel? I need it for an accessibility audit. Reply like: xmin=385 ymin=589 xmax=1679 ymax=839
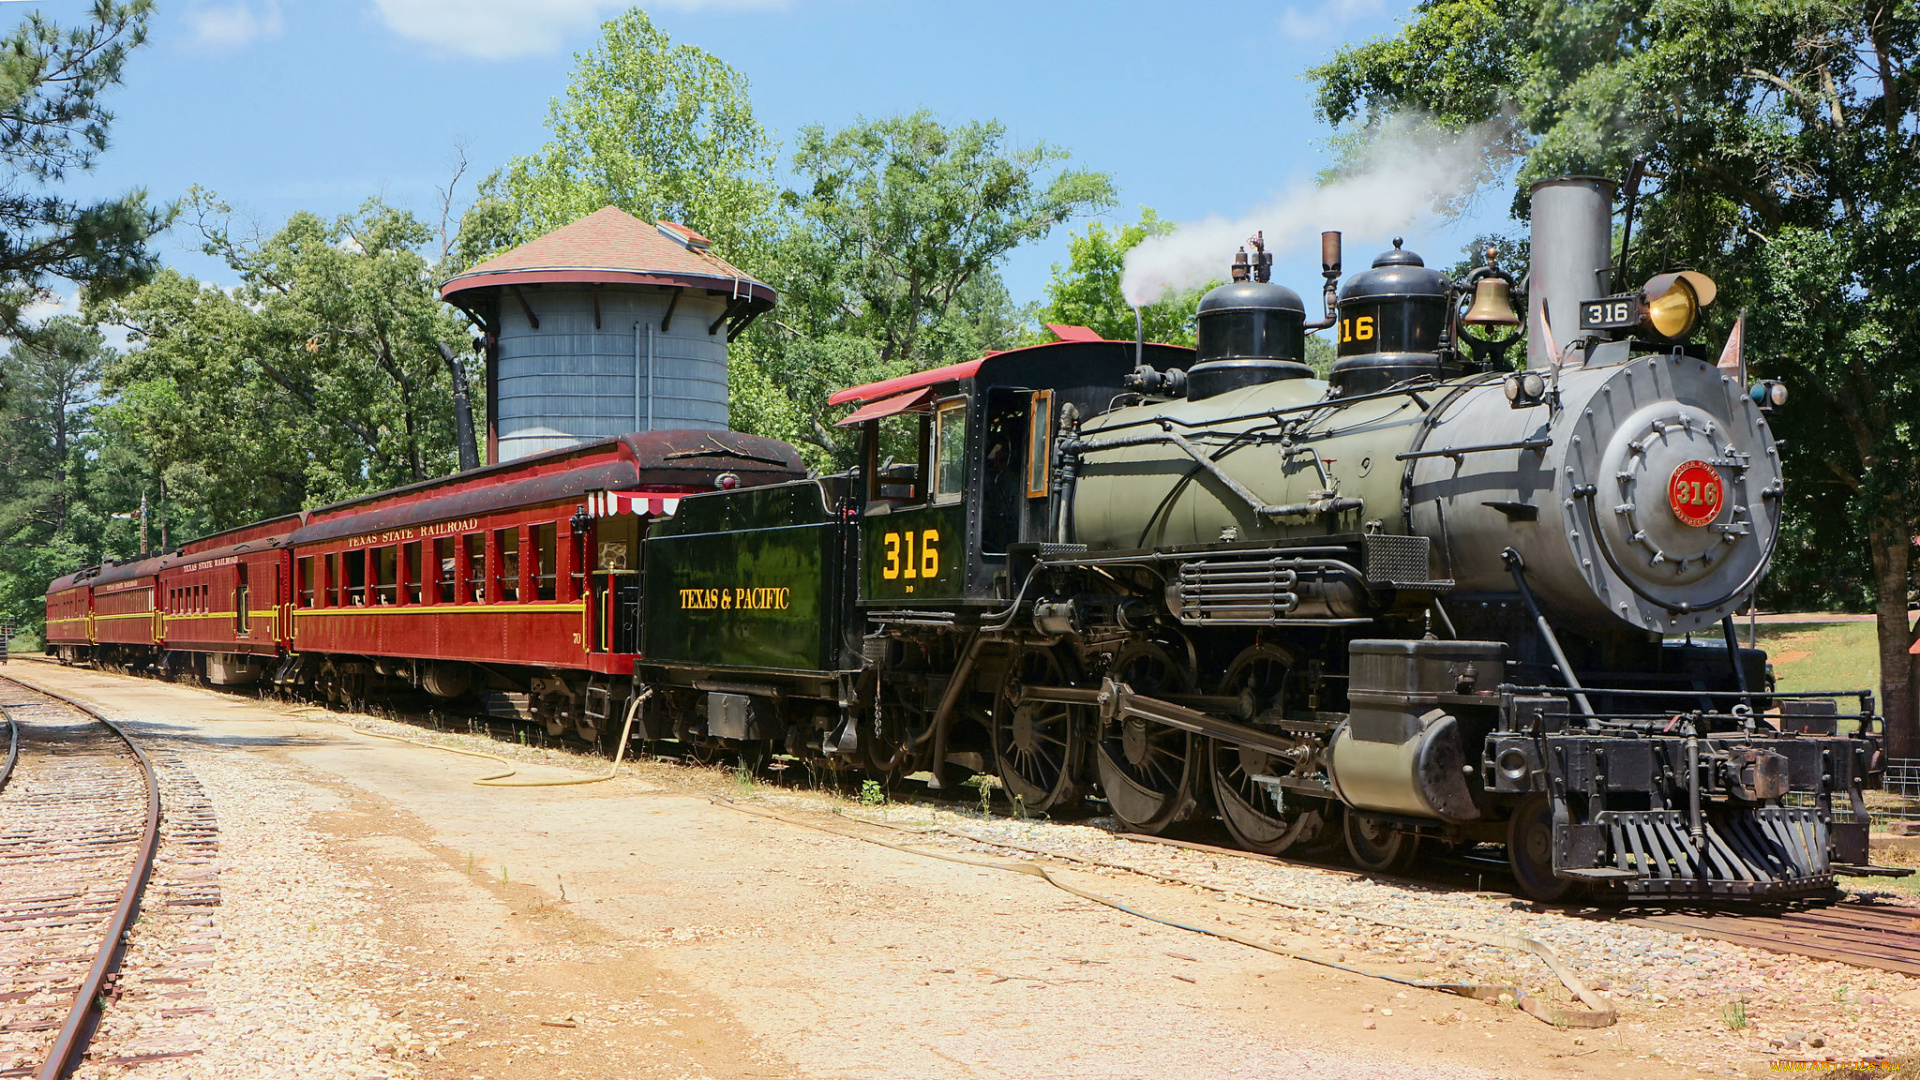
xmin=992 ymin=646 xmax=1085 ymax=814
xmin=1094 ymin=640 xmax=1202 ymax=835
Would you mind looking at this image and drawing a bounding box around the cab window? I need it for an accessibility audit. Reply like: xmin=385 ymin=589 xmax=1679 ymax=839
xmin=1026 ymin=388 xmax=1053 ymax=499
xmin=932 ymin=398 xmax=967 ymax=504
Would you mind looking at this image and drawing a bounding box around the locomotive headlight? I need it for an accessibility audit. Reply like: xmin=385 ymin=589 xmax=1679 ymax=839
xmin=1504 ymin=370 xmax=1547 ymax=408
xmin=1640 ymin=271 xmax=1718 ymax=339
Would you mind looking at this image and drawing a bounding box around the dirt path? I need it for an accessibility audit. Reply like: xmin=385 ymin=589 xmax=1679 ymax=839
xmin=18 ymin=661 xmax=1884 ymax=1079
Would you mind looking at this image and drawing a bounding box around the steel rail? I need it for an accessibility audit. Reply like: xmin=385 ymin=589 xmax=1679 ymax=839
xmin=0 ymin=701 xmax=16 ymax=793
xmin=0 ymin=676 xmax=164 ymax=1080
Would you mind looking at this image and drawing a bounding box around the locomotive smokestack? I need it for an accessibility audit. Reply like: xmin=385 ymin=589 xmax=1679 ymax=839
xmin=1526 ymin=176 xmax=1615 ymax=368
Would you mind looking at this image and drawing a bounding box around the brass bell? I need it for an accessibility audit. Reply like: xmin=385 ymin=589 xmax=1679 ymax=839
xmin=1463 ymin=275 xmax=1520 ymax=327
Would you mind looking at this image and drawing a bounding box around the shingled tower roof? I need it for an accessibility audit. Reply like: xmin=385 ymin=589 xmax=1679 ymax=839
xmin=439 ymin=206 xmax=775 ymax=308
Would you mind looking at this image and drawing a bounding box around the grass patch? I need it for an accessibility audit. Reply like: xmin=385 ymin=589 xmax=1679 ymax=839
xmin=1697 ymin=620 xmax=1880 ymax=694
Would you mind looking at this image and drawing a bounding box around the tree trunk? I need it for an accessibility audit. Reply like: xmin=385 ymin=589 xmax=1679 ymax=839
xmin=1870 ymin=525 xmax=1918 ymax=758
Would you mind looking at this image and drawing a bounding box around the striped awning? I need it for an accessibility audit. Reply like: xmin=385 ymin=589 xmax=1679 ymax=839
xmin=586 ymin=491 xmax=681 ymax=519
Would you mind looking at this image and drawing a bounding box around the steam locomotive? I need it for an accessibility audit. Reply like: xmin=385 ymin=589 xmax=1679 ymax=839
xmin=46 ymin=175 xmax=1887 ymax=903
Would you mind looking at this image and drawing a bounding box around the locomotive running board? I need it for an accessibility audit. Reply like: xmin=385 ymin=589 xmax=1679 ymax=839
xmin=1019 ymin=681 xmax=1303 ymax=759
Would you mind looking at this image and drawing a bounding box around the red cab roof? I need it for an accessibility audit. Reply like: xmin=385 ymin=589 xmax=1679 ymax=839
xmin=827 ymin=358 xmax=985 ymax=407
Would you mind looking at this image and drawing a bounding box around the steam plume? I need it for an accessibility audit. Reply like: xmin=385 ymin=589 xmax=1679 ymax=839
xmin=1121 ymin=117 xmax=1497 ymax=307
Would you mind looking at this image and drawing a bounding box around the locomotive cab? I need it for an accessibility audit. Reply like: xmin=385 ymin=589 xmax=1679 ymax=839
xmin=833 ymin=336 xmax=1197 ymax=612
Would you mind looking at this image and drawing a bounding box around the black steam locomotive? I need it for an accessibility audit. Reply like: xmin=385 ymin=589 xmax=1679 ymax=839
xmin=633 ymin=175 xmax=1887 ymax=902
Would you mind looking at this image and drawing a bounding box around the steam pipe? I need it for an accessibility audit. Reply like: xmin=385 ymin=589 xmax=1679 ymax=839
xmin=436 ymin=342 xmax=480 ymax=472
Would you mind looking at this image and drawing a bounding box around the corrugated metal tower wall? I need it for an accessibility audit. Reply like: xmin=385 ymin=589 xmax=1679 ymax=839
xmin=493 ymin=284 xmax=732 ymax=463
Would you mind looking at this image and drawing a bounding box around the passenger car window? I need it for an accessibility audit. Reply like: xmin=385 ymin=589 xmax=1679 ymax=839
xmin=374 ymin=546 xmax=397 ymax=604
xmin=466 ymin=535 xmax=486 ymax=602
xmin=404 ymin=542 xmax=422 ymax=604
xmin=533 ymin=523 xmax=557 ymax=601
xmin=298 ymin=557 xmax=314 ymax=608
xmin=933 ymin=399 xmax=966 ymax=504
xmin=345 ymin=551 xmax=366 ymax=606
xmin=435 ymin=538 xmax=455 ymax=603
xmin=497 ymin=528 xmax=520 ymax=602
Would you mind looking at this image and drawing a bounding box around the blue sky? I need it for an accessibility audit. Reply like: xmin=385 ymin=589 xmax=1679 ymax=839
xmin=26 ymin=0 xmax=1516 ymax=320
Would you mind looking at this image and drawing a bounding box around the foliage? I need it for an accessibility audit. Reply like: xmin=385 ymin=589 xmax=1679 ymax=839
xmin=449 ymin=8 xmax=776 ymax=272
xmin=779 ymin=110 xmax=1112 ymax=367
xmin=1309 ymin=0 xmax=1920 ymax=746
xmin=0 ymin=318 xmax=133 ymax=636
xmin=1040 ymin=208 xmax=1202 ymax=346
xmin=0 ymin=0 xmax=160 ymax=637
xmin=744 ymin=111 xmax=1111 ymax=465
xmin=0 ymin=1 xmax=164 ymax=334
xmin=100 ymin=192 xmax=473 ymax=528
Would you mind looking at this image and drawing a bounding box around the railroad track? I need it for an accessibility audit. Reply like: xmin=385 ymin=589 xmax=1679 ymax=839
xmin=0 ymin=676 xmax=160 ymax=1079
xmin=1639 ymin=900 xmax=1920 ymax=976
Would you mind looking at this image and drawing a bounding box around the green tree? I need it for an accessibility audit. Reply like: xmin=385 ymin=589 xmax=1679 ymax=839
xmin=779 ymin=111 xmax=1112 ymax=367
xmin=450 ymin=8 xmax=776 ymax=271
xmin=1040 ymin=208 xmax=1199 ymax=346
xmin=102 ymin=193 xmax=473 ymax=524
xmin=0 ymin=0 xmax=164 ymax=334
xmin=0 ymin=318 xmax=121 ymax=638
xmin=1309 ymin=0 xmax=1920 ymax=751
xmin=748 ymin=111 xmax=1112 ymax=464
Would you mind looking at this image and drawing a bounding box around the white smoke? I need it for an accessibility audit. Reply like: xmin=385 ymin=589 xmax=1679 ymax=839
xmin=1121 ymin=118 xmax=1498 ymax=307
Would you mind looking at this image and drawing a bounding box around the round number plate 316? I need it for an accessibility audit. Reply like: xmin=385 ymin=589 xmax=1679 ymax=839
xmin=1668 ymin=460 xmax=1724 ymax=527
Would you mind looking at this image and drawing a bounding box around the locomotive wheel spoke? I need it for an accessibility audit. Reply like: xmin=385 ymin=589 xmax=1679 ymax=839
xmin=993 ymin=647 xmax=1083 ymax=814
xmin=1095 ymin=640 xmax=1200 ymax=835
xmin=1207 ymin=645 xmax=1334 ymax=857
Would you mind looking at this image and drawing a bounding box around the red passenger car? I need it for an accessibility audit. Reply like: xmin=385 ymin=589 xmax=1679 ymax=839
xmin=43 ymin=569 xmax=94 ymax=659
xmin=152 ymin=516 xmax=299 ymax=684
xmin=44 ymin=429 xmax=803 ymax=741
xmin=78 ymin=556 xmax=165 ymax=666
xmin=280 ymin=430 xmax=802 ymax=737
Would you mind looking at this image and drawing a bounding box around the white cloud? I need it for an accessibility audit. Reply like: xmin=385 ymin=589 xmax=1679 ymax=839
xmin=1279 ymin=0 xmax=1386 ymax=42
xmin=369 ymin=0 xmax=784 ymax=60
xmin=15 ymin=289 xmax=133 ymax=352
xmin=186 ymin=1 xmax=285 ymax=51
xmin=20 ymin=289 xmax=79 ymax=325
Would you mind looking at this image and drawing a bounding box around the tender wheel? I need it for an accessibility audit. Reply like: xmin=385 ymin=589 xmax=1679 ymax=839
xmin=993 ymin=647 xmax=1085 ymax=814
xmin=1207 ymin=646 xmax=1335 ymax=856
xmin=1094 ymin=640 xmax=1201 ymax=835
xmin=1345 ymin=811 xmax=1419 ymax=875
xmin=1507 ymin=795 xmax=1578 ymax=903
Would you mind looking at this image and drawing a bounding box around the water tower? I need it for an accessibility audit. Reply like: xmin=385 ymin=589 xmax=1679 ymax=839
xmin=439 ymin=207 xmax=777 ymax=464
